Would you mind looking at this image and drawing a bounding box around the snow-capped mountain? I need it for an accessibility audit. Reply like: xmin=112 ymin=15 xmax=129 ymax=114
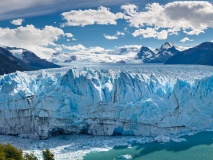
xmin=0 ymin=46 xmax=60 ymax=75
xmin=5 ymin=46 xmax=60 ymax=69
xmin=136 ymin=46 xmax=156 ymax=62
xmin=1 ymin=65 xmax=213 ymax=139
xmin=0 ymin=42 xmax=199 ymax=74
xmin=48 ymin=43 xmax=185 ymax=64
xmin=136 ymin=42 xmax=181 ymax=63
xmin=41 ymin=43 xmax=189 ymax=64
xmin=160 ymin=42 xmax=174 ymax=50
xmin=165 ymin=42 xmax=213 ymax=65
xmin=151 ymin=42 xmax=181 ymax=63
xmin=50 ymin=51 xmax=77 ymax=63
xmin=108 ymin=45 xmax=141 ymax=55
xmin=0 ymin=47 xmax=34 ymax=75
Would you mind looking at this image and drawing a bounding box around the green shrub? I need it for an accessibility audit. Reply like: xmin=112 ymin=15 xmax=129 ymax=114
xmin=42 ymin=149 xmax=54 ymax=160
xmin=0 ymin=143 xmax=39 ymax=160
xmin=0 ymin=143 xmax=23 ymax=160
xmin=24 ymin=153 xmax=38 ymax=160
xmin=0 ymin=144 xmax=5 ymax=160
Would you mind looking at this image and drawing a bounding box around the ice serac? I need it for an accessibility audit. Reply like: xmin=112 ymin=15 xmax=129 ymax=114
xmin=1 ymin=67 xmax=213 ymax=139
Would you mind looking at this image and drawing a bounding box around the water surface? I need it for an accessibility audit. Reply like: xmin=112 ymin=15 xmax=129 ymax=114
xmin=84 ymin=132 xmax=213 ymax=160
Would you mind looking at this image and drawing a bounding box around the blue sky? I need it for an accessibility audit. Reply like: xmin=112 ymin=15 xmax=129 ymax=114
xmin=0 ymin=0 xmax=213 ymax=56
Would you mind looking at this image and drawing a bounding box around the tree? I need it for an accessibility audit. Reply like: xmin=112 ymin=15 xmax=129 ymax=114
xmin=0 ymin=143 xmax=23 ymax=160
xmin=0 ymin=144 xmax=6 ymax=160
xmin=42 ymin=149 xmax=54 ymax=160
xmin=24 ymin=153 xmax=38 ymax=160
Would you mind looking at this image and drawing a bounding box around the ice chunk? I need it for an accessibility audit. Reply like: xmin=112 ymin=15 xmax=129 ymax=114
xmin=117 ymin=154 xmax=132 ymax=159
xmin=154 ymin=135 xmax=170 ymax=143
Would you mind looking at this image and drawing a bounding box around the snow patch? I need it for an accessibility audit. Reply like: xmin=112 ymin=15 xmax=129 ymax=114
xmin=9 ymin=49 xmax=24 ymax=60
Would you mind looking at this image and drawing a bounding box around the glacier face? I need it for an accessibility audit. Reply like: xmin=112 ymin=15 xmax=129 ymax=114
xmin=1 ymin=65 xmax=213 ymax=139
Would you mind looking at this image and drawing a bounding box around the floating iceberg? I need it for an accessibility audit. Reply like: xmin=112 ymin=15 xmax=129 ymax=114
xmin=117 ymin=154 xmax=132 ymax=159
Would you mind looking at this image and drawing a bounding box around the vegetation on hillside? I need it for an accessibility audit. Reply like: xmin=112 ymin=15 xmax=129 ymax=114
xmin=0 ymin=143 xmax=55 ymax=160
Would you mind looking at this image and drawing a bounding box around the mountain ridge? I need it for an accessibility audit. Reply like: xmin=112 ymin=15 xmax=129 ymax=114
xmin=165 ymin=42 xmax=213 ymax=65
xmin=5 ymin=46 xmax=61 ymax=69
xmin=136 ymin=42 xmax=182 ymax=63
xmin=0 ymin=46 xmax=60 ymax=75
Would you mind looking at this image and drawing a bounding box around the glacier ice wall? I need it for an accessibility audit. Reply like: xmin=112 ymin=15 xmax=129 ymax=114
xmin=1 ymin=66 xmax=213 ymax=139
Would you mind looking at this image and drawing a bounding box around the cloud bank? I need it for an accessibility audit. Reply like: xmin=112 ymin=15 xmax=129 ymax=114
xmin=123 ymin=1 xmax=213 ymax=39
xmin=61 ymin=6 xmax=123 ymax=27
xmin=0 ymin=25 xmax=64 ymax=59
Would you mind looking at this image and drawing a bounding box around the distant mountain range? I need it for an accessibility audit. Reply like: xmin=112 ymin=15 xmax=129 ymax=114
xmin=0 ymin=46 xmax=60 ymax=75
xmin=49 ymin=41 xmax=213 ymax=66
xmin=136 ymin=42 xmax=182 ymax=63
xmin=49 ymin=45 xmax=142 ymax=64
xmin=0 ymin=41 xmax=213 ymax=75
xmin=48 ymin=43 xmax=185 ymax=64
xmin=165 ymin=42 xmax=213 ymax=65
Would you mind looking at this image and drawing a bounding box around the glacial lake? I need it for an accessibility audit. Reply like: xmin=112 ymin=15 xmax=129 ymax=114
xmin=84 ymin=131 xmax=213 ymax=160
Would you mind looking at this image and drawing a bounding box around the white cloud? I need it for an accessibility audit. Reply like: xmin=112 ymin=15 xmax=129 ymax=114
xmin=65 ymin=33 xmax=73 ymax=38
xmin=55 ymin=46 xmax=62 ymax=51
xmin=0 ymin=0 xmax=133 ymax=20
xmin=72 ymin=38 xmax=77 ymax=41
xmin=0 ymin=25 xmax=64 ymax=59
xmin=126 ymin=1 xmax=213 ymax=36
xmin=132 ymin=28 xmax=168 ymax=40
xmin=103 ymin=34 xmax=118 ymax=40
xmin=121 ymin=4 xmax=138 ymax=18
xmin=180 ymin=37 xmax=194 ymax=43
xmin=117 ymin=45 xmax=141 ymax=49
xmin=62 ymin=44 xmax=86 ymax=51
xmin=61 ymin=6 xmax=123 ymax=27
xmin=116 ymin=31 xmax=125 ymax=36
xmin=157 ymin=30 xmax=168 ymax=40
xmin=10 ymin=19 xmax=24 ymax=25
xmin=88 ymin=46 xmax=105 ymax=53
xmin=61 ymin=44 xmax=107 ymax=55
xmin=103 ymin=31 xmax=125 ymax=40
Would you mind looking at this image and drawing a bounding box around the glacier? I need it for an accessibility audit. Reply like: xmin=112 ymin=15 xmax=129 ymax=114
xmin=1 ymin=64 xmax=213 ymax=139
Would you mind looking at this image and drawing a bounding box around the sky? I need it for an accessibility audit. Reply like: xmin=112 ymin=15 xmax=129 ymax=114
xmin=0 ymin=0 xmax=213 ymax=57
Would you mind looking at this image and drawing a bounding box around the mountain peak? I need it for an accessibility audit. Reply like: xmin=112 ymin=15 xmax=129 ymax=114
xmin=140 ymin=46 xmax=152 ymax=52
xmin=136 ymin=46 xmax=155 ymax=61
xmin=160 ymin=42 xmax=174 ymax=50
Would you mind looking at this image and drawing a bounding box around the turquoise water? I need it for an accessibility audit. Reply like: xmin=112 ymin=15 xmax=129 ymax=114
xmin=84 ymin=132 xmax=213 ymax=160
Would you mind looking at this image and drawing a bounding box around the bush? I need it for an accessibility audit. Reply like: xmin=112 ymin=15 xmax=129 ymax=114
xmin=42 ymin=149 xmax=54 ymax=160
xmin=0 ymin=143 xmax=23 ymax=160
xmin=0 ymin=143 xmax=39 ymax=160
xmin=24 ymin=153 xmax=38 ymax=160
